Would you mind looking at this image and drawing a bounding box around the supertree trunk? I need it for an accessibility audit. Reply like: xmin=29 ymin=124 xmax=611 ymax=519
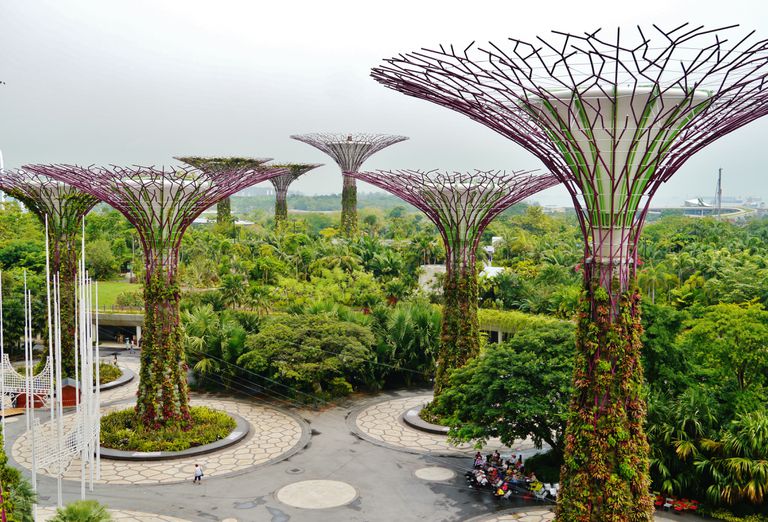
xmin=434 ymin=255 xmax=478 ymax=396
xmin=54 ymin=229 xmax=79 ymax=377
xmin=216 ymin=197 xmax=232 ymax=225
xmin=137 ymin=250 xmax=190 ymax=427
xmin=341 ymin=174 xmax=358 ymax=237
xmin=556 ymin=260 xmax=653 ymax=520
xmin=274 ymin=187 xmax=289 ymax=224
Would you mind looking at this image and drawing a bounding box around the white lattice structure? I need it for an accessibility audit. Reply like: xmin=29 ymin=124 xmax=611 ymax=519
xmin=0 ymin=354 xmax=51 ymax=396
xmin=32 ymin=408 xmax=99 ymax=473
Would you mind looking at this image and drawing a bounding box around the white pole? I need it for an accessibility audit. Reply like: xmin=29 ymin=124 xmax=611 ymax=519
xmin=79 ymin=224 xmax=86 ymax=500
xmin=0 ymin=270 xmax=5 ymax=453
xmin=54 ymin=274 xmax=63 ymax=508
xmin=45 ymin=216 xmax=54 ymax=426
xmin=23 ymin=271 xmax=29 ymax=431
xmin=94 ymin=280 xmax=100 ymax=480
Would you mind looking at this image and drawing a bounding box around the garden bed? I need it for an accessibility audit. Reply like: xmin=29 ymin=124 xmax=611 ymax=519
xmin=101 ymin=405 xmax=236 ymax=453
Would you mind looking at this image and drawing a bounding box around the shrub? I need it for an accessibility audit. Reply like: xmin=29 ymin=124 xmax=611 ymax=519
xmin=49 ymin=500 xmax=111 ymax=522
xmin=99 ymin=363 xmax=122 ymax=385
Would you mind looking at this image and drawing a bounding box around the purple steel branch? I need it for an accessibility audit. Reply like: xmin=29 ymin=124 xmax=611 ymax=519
xmin=349 ymin=169 xmax=558 ymax=269
xmin=371 ymin=24 xmax=768 ymax=294
xmin=268 ymin=163 xmax=323 ymax=193
xmin=290 ymin=133 xmax=408 ymax=173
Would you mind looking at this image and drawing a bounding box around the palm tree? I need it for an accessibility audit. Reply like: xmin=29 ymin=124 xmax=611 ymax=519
xmin=696 ymin=410 xmax=768 ymax=505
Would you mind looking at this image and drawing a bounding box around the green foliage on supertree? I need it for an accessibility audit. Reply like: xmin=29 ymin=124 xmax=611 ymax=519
xmin=136 ymin=270 xmax=191 ymax=428
xmin=556 ymin=288 xmax=653 ymax=521
xmin=434 ymin=266 xmax=479 ymax=396
xmin=341 ymin=177 xmax=358 ymax=237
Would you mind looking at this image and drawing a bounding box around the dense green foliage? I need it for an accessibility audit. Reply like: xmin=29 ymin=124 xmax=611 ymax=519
xmin=4 ymin=197 xmax=768 ymax=516
xmin=238 ymin=314 xmax=375 ymax=400
xmin=101 ymin=406 xmax=235 ymax=452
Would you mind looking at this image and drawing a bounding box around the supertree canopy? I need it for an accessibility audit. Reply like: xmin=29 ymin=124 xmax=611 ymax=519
xmin=291 ymin=133 xmax=408 ymax=236
xmin=174 ymin=156 xmax=273 ymax=226
xmin=23 ymin=162 xmax=289 ymax=427
xmin=372 ymin=25 xmax=768 ymax=520
xmin=267 ymin=163 xmax=322 ymax=225
xmin=349 ymin=169 xmax=557 ymax=395
xmin=0 ymin=170 xmax=98 ymax=376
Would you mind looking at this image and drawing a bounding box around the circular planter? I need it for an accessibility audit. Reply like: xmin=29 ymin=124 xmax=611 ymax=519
xmin=402 ymin=404 xmax=449 ymax=435
xmin=99 ymin=365 xmax=135 ymax=391
xmin=99 ymin=411 xmax=249 ymax=461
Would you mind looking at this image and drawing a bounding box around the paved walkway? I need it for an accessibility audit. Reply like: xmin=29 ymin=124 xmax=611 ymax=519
xmin=6 ymin=380 xmax=694 ymax=522
xmin=13 ymin=397 xmax=307 ymax=484
xmin=352 ymin=394 xmax=536 ymax=456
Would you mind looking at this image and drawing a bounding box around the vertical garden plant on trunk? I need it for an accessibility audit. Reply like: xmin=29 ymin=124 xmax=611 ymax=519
xmin=349 ymin=169 xmax=557 ymax=395
xmin=24 ymin=161 xmax=289 ymax=427
xmin=0 ymin=170 xmax=98 ymax=377
xmin=291 ymin=133 xmax=408 ymax=237
xmin=371 ymin=24 xmax=768 ymax=520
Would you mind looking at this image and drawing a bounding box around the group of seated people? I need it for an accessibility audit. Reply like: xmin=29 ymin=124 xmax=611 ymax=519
xmin=468 ymin=450 xmax=557 ymax=501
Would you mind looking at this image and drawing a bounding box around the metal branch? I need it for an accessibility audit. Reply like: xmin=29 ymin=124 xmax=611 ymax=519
xmin=371 ymin=25 xmax=768 ymax=293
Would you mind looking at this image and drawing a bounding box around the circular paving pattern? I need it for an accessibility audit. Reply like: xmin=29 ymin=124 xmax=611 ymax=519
xmin=37 ymin=506 xmax=190 ymax=521
xmin=414 ymin=466 xmax=455 ymax=481
xmin=353 ymin=395 xmax=535 ymax=455
xmin=13 ymin=397 xmax=306 ymax=485
xmin=276 ymin=479 xmax=357 ymax=509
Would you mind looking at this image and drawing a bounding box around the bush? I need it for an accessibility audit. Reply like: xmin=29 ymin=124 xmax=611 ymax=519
xmin=114 ymin=290 xmax=143 ymax=308
xmin=50 ymin=500 xmax=111 ymax=522
xmin=99 ymin=363 xmax=122 ymax=385
xmin=101 ymin=406 xmax=235 ymax=452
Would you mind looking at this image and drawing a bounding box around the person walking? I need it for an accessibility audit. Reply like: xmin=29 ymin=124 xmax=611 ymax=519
xmin=193 ymin=464 xmax=203 ymax=484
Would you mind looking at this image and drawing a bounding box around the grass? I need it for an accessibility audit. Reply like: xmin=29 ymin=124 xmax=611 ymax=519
xmin=97 ymin=281 xmax=140 ymax=308
xmin=100 ymin=406 xmax=236 ymax=452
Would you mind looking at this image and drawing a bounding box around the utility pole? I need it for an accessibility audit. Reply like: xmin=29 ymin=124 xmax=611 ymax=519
xmin=715 ymin=167 xmax=723 ymax=219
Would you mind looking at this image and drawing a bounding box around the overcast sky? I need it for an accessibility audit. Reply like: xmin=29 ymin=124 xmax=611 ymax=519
xmin=1 ymin=0 xmax=766 ymax=206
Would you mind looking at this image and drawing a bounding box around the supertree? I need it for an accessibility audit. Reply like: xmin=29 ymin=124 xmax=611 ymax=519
xmin=349 ymin=169 xmax=557 ymax=395
xmin=371 ymin=25 xmax=768 ymax=519
xmin=267 ymin=163 xmax=323 ymax=225
xmin=23 ymin=162 xmax=289 ymax=428
xmin=291 ymin=133 xmax=408 ymax=236
xmin=174 ymin=156 xmax=273 ymax=226
xmin=0 ymin=170 xmax=98 ymax=376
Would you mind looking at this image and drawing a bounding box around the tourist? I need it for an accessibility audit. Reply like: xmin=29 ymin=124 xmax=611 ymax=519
xmin=193 ymin=464 xmax=203 ymax=484
xmin=491 ymin=450 xmax=501 ymax=466
xmin=473 ymin=452 xmax=484 ymax=468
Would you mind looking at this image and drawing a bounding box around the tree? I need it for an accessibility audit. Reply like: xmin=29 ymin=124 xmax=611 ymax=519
xmin=431 ymin=320 xmax=574 ymax=455
xmin=85 ymin=239 xmax=119 ymax=280
xmin=238 ymin=314 xmax=375 ymax=399
xmin=678 ymin=303 xmax=768 ymax=392
xmin=696 ymin=410 xmax=768 ymax=506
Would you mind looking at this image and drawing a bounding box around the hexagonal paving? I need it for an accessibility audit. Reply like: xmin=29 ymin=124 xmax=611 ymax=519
xmin=354 ymin=395 xmax=535 ymax=455
xmin=37 ymin=506 xmax=190 ymax=521
xmin=13 ymin=397 xmax=305 ymax=485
